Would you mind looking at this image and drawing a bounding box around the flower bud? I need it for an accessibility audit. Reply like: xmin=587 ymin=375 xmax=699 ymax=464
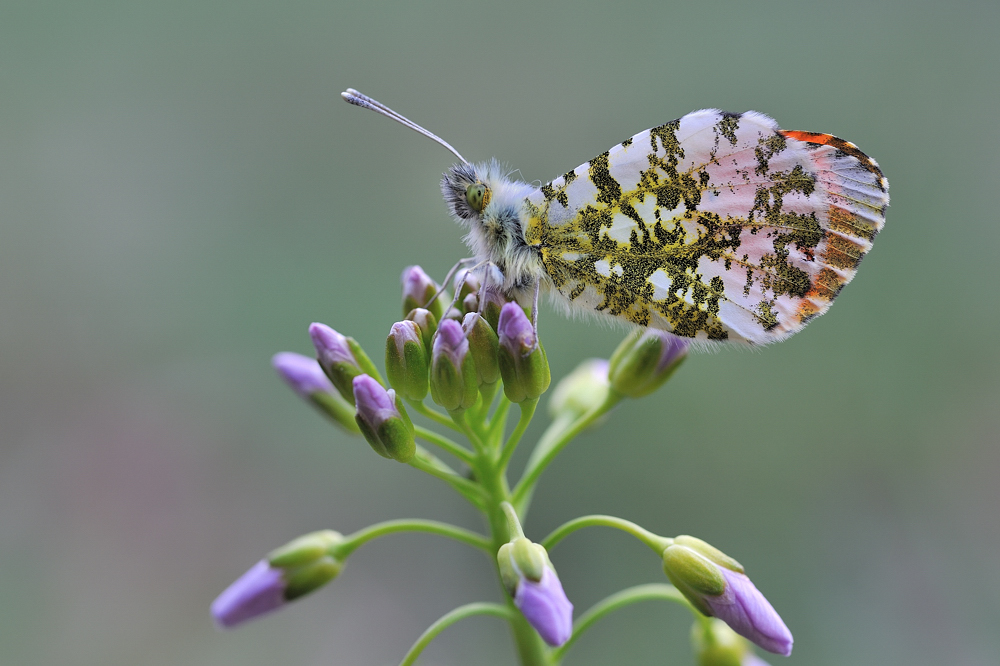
xmin=462 ymin=312 xmax=500 ymax=386
xmin=402 ymin=265 xmax=447 ymax=321
xmin=462 ymin=292 xmax=480 ymax=316
xmin=429 ymin=319 xmax=479 ymax=412
xmin=309 ymin=323 xmax=381 ymax=404
xmin=662 ymin=537 xmax=792 ymax=656
xmin=385 ymin=321 xmax=429 ymax=401
xmin=453 ymin=268 xmax=483 ymax=303
xmin=692 ymin=618 xmax=772 ymax=666
xmin=405 ymin=307 xmax=438 ymax=353
xmin=352 ymin=374 xmax=416 ymax=462
xmin=211 ymin=530 xmax=345 ymax=628
xmin=548 ymin=358 xmax=611 ymax=420
xmin=608 ymin=329 xmax=688 ymax=398
xmin=497 ymin=303 xmax=550 ymax=403
xmin=497 ymin=537 xmax=573 ymax=647
xmin=271 ymin=352 xmax=360 ymax=433
xmin=478 ymin=285 xmax=509 ymax=332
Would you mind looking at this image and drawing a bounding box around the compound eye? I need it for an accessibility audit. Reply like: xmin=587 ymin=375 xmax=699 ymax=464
xmin=465 ymin=183 xmax=490 ymax=213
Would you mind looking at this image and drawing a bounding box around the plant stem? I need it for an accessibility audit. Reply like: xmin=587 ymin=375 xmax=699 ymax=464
xmin=334 ymin=519 xmax=491 ymax=559
xmin=540 ymin=515 xmax=671 ymax=555
xmin=408 ymin=446 xmax=484 ymax=507
xmin=497 ymin=398 xmax=537 ymax=471
xmin=406 ymin=399 xmax=464 ymax=433
xmin=413 ymin=425 xmax=475 ymax=464
xmin=398 ymin=602 xmax=514 ymax=666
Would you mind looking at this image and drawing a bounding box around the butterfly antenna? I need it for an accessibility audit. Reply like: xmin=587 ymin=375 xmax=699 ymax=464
xmin=341 ymin=88 xmax=469 ymax=165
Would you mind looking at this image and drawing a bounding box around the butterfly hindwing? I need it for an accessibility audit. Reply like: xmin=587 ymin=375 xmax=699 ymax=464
xmin=524 ymin=110 xmax=888 ymax=344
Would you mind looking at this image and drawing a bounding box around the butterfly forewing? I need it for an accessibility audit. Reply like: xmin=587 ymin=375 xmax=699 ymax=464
xmin=524 ymin=110 xmax=888 ymax=344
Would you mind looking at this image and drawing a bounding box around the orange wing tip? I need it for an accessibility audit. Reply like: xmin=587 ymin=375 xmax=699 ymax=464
xmin=780 ymin=129 xmax=887 ymax=190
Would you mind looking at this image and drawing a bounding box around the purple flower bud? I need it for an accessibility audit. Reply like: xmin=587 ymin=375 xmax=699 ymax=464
xmin=663 ymin=538 xmax=792 ymax=656
xmin=453 ymin=268 xmax=483 ymax=302
xmin=517 ymin=566 xmax=575 ymax=646
xmin=429 ymin=319 xmax=478 ymax=411
xmin=309 ymin=323 xmax=381 ymax=404
xmin=272 ymin=352 xmax=360 ymax=433
xmin=497 ymin=538 xmax=574 ymax=647
xmin=211 ymin=560 xmax=286 ymax=628
xmin=272 ymin=352 xmax=336 ymax=397
xmin=497 ymin=303 xmax=550 ymax=403
xmin=514 ymin=566 xmax=574 ymax=647
xmin=401 ymin=265 xmax=446 ymax=320
xmin=608 ymin=329 xmax=688 ymax=398
xmin=352 ymin=374 xmax=415 ymax=462
xmin=705 ymin=568 xmax=793 ymax=657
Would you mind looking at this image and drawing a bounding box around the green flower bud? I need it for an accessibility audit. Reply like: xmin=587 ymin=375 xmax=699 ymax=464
xmin=429 ymin=319 xmax=479 ymax=412
xmin=608 ymin=329 xmax=688 ymax=398
xmin=385 ymin=320 xmax=429 ymax=401
xmin=673 ymin=535 xmax=744 ymax=574
xmin=478 ymin=285 xmax=509 ymax=332
xmin=404 ymin=307 xmax=438 ymax=354
xmin=462 ymin=312 xmax=500 ymax=386
xmin=462 ymin=292 xmax=480 ymax=316
xmin=352 ymin=375 xmax=416 ymax=462
xmin=662 ymin=544 xmax=727 ymax=615
xmin=267 ymin=530 xmax=345 ymax=569
xmin=453 ymin=268 xmax=482 ymax=304
xmin=402 ymin=265 xmax=447 ymax=321
xmin=497 ymin=303 xmax=550 ymax=403
xmin=692 ymin=619 xmax=762 ymax=666
xmin=548 ymin=358 xmax=611 ymax=420
xmin=283 ymin=556 xmax=344 ymax=601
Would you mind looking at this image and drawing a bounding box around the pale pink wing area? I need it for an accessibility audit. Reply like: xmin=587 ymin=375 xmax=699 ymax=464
xmin=524 ymin=111 xmax=888 ymax=344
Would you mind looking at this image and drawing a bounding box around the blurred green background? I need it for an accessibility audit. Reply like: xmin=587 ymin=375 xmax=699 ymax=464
xmin=3 ymin=1 xmax=999 ymax=664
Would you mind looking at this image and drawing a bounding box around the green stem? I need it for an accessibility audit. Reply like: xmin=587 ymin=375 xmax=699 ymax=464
xmin=549 ymin=584 xmax=694 ymax=662
xmin=487 ymin=394 xmax=512 ymax=445
xmin=469 ymin=433 xmax=549 ymax=666
xmin=474 ymin=381 xmax=499 ymax=423
xmin=497 ymin=398 xmax=537 ymax=471
xmin=511 ymin=393 xmax=622 ymax=514
xmin=413 ymin=425 xmax=475 ymax=464
xmin=408 ymin=446 xmax=484 ymax=507
xmin=540 ymin=515 xmax=671 ymax=555
xmin=334 ymin=519 xmax=491 ymax=559
xmin=398 ymin=602 xmax=515 ymax=666
xmin=453 ymin=410 xmax=488 ymax=455
xmin=406 ymin=399 xmax=464 ymax=433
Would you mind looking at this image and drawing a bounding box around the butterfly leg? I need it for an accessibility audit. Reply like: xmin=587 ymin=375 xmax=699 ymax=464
xmin=425 ymin=257 xmax=476 ymax=311
xmin=531 ymin=280 xmax=540 ymax=336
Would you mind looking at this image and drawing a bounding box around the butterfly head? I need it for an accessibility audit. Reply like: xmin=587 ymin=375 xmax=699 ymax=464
xmin=441 ymin=162 xmax=489 ymax=222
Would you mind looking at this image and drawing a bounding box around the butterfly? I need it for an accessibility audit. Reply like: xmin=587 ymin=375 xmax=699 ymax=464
xmin=342 ymin=89 xmax=888 ymax=345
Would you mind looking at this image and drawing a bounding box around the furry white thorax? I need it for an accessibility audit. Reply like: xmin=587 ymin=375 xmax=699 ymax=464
xmin=441 ymin=160 xmax=548 ymax=299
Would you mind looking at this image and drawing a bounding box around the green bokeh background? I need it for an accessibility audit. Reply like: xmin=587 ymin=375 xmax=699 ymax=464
xmin=3 ymin=1 xmax=998 ymax=664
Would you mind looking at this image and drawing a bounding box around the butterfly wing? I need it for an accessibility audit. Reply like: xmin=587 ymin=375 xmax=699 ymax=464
xmin=522 ymin=110 xmax=888 ymax=344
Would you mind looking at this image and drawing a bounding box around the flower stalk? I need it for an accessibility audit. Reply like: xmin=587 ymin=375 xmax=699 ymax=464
xmin=216 ymin=265 xmax=792 ymax=665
